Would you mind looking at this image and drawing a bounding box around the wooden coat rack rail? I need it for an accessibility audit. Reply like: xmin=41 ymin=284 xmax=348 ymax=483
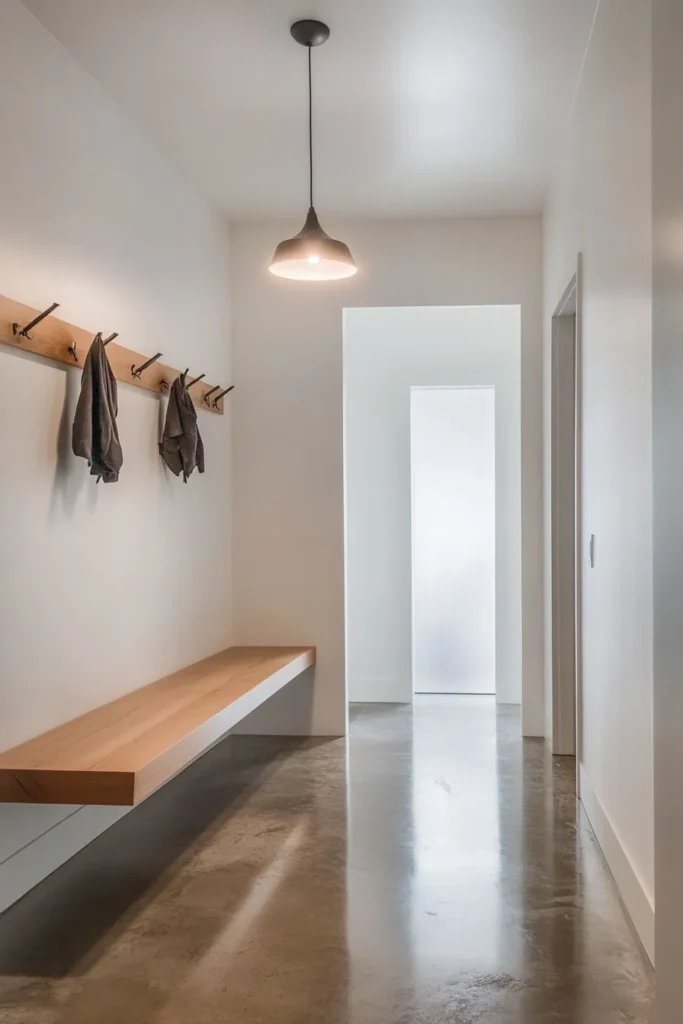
xmin=0 ymin=295 xmax=229 ymax=415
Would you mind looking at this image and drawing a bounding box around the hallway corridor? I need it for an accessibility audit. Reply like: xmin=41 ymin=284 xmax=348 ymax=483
xmin=0 ymin=697 xmax=653 ymax=1023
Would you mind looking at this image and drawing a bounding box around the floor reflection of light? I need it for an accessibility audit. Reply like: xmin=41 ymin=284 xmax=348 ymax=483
xmin=411 ymin=696 xmax=501 ymax=975
xmin=346 ymin=696 xmax=504 ymax=1012
xmin=156 ymin=818 xmax=309 ymax=1021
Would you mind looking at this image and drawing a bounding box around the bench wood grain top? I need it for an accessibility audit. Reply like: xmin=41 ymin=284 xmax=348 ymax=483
xmin=0 ymin=646 xmax=315 ymax=806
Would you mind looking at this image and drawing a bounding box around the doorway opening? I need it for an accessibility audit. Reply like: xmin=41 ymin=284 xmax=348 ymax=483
xmin=343 ymin=304 xmax=522 ymax=711
xmin=411 ymin=386 xmax=496 ymax=695
xmin=549 ymin=268 xmax=581 ymax=757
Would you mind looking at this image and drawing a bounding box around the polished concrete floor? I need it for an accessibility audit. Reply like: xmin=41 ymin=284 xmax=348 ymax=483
xmin=0 ymin=697 xmax=654 ymax=1022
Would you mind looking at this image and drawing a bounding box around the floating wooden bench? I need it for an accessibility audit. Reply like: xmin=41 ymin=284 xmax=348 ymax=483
xmin=0 ymin=646 xmax=315 ymax=807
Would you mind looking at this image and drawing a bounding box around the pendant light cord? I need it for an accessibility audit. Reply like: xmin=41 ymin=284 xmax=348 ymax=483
xmin=308 ymin=44 xmax=314 ymax=208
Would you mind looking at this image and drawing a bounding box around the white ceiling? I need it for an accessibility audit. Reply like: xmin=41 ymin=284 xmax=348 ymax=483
xmin=22 ymin=0 xmax=597 ymax=220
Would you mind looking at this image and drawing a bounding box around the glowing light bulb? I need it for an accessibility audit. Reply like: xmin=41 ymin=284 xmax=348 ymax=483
xmin=307 ymin=254 xmax=321 ymax=265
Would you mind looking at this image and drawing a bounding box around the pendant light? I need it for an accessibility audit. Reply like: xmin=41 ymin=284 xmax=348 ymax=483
xmin=269 ymin=20 xmax=357 ymax=282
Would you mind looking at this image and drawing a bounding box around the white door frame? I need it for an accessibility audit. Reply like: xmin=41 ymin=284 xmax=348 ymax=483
xmin=550 ymin=255 xmax=583 ymax=759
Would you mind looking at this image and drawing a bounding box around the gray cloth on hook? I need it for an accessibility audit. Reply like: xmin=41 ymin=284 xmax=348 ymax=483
xmin=159 ymin=372 xmax=205 ymax=482
xmin=72 ymin=333 xmax=122 ymax=483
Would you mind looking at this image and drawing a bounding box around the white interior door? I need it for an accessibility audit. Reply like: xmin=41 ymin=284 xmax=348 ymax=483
xmin=411 ymin=387 xmax=496 ymax=694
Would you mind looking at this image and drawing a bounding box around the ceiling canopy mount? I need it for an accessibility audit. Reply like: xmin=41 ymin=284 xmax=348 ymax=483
xmin=290 ymin=19 xmax=330 ymax=48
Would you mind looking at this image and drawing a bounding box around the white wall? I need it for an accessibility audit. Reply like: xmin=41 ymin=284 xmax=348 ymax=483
xmin=652 ymin=0 xmax=683 ymax=1015
xmin=543 ymin=0 xmax=653 ymax=960
xmin=345 ymin=310 xmax=516 ymax=704
xmin=412 ymin=387 xmax=496 ymax=696
xmin=230 ymin=218 xmax=544 ymax=735
xmin=0 ymin=1 xmax=232 ymax=911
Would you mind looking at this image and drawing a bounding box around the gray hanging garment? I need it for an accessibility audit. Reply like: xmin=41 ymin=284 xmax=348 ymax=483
xmin=159 ymin=372 xmax=205 ymax=482
xmin=72 ymin=333 xmax=123 ymax=483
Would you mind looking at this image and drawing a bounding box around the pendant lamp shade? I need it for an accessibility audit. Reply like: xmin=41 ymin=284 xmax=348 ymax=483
xmin=269 ymin=21 xmax=357 ymax=282
xmin=269 ymin=207 xmax=356 ymax=281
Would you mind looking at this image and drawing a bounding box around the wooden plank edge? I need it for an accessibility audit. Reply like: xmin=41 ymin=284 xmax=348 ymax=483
xmin=0 ymin=769 xmax=136 ymax=807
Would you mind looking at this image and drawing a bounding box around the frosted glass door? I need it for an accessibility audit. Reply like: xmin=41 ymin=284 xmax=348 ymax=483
xmin=411 ymin=387 xmax=496 ymax=694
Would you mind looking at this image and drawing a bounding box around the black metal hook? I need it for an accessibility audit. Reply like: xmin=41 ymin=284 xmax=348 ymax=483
xmin=202 ymin=385 xmax=221 ymax=405
xmin=13 ymin=302 xmax=60 ymax=340
xmin=186 ymin=373 xmax=206 ymax=390
xmin=131 ymin=352 xmax=163 ymax=379
xmin=69 ymin=330 xmax=118 ymax=363
xmin=69 ymin=330 xmax=95 ymax=363
xmin=212 ymin=385 xmax=235 ymax=407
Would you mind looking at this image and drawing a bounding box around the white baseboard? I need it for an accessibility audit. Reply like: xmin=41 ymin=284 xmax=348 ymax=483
xmin=579 ymin=764 xmax=655 ymax=965
xmin=0 ymin=805 xmax=126 ymax=915
xmin=348 ymin=677 xmax=412 ymax=703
